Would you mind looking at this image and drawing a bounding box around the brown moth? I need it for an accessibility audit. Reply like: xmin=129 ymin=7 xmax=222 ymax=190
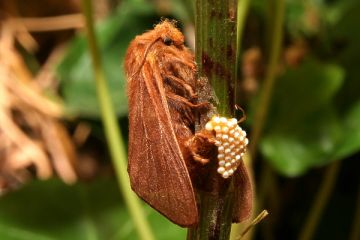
xmin=125 ymin=20 xmax=252 ymax=227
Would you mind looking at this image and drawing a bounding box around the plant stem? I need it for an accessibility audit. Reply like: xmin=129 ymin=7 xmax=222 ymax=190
xmin=298 ymin=162 xmax=341 ymax=240
xmin=235 ymin=0 xmax=251 ymax=103
xmin=187 ymin=190 xmax=236 ymax=240
xmin=256 ymin=163 xmax=278 ymax=240
xmin=188 ymin=0 xmax=238 ymax=239
xmin=244 ymin=1 xmax=285 ymax=239
xmin=195 ymin=0 xmax=237 ymax=116
xmin=80 ymin=1 xmax=154 ymax=240
xmin=230 ymin=1 xmax=253 ymax=239
xmin=249 ymin=0 xmax=285 ymax=158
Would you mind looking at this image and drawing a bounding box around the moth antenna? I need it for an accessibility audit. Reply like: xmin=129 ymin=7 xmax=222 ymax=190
xmin=158 ymin=18 xmax=177 ymax=27
xmin=159 ymin=17 xmax=166 ymax=24
xmin=130 ymin=37 xmax=161 ymax=80
xmin=235 ymin=104 xmax=247 ymax=123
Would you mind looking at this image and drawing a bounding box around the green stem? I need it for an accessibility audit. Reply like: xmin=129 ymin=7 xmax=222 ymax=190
xmin=187 ymin=190 xmax=236 ymax=240
xmin=245 ymin=1 xmax=284 ymax=239
xmin=249 ymin=0 xmax=285 ymax=158
xmin=298 ymin=162 xmax=341 ymax=240
xmin=195 ymin=0 xmax=237 ymax=116
xmin=230 ymin=1 xmax=253 ymax=239
xmin=188 ymin=0 xmax=238 ymax=239
xmin=235 ymin=0 xmax=251 ymax=103
xmin=256 ymin=163 xmax=277 ymax=240
xmin=80 ymin=1 xmax=154 ymax=240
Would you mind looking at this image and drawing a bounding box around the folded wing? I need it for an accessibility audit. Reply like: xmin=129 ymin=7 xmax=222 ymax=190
xmin=128 ymin=59 xmax=198 ymax=227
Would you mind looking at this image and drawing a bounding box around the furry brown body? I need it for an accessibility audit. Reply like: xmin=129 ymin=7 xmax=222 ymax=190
xmin=125 ymin=20 xmax=252 ymax=227
xmin=125 ymin=20 xmax=202 ymax=226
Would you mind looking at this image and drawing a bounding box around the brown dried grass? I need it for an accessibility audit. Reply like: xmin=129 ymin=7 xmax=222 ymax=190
xmin=0 ymin=21 xmax=77 ymax=194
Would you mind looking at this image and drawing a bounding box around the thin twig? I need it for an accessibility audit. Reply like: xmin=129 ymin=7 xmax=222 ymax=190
xmin=9 ymin=14 xmax=84 ymax=32
xmin=230 ymin=1 xmax=253 ymax=238
xmin=249 ymin=0 xmax=285 ymax=158
xmin=80 ymin=1 xmax=154 ymax=240
xmin=299 ymin=162 xmax=341 ymax=240
xmin=237 ymin=210 xmax=269 ymax=240
xmin=234 ymin=0 xmax=251 ymax=105
xmin=241 ymin=1 xmax=285 ymax=239
xmin=3 ymin=19 xmax=38 ymax=52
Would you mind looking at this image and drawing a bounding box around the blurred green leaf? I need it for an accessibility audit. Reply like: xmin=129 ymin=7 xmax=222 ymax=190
xmin=260 ymin=59 xmax=345 ymax=176
xmin=0 ymin=178 xmax=185 ymax=240
xmin=266 ymin=59 xmax=344 ymax=131
xmin=261 ymin=107 xmax=343 ymax=176
xmin=333 ymin=101 xmax=360 ymax=159
xmin=283 ymin=0 xmax=357 ymax=37
xmin=57 ymin=0 xmax=159 ymax=118
xmin=169 ymin=0 xmax=194 ymax=23
xmin=332 ymin=2 xmax=360 ymax=111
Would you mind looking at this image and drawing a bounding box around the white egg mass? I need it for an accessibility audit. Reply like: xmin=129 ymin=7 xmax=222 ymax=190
xmin=205 ymin=116 xmax=249 ymax=179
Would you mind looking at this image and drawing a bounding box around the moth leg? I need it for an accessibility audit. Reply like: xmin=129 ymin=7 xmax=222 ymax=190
xmin=186 ymin=130 xmax=216 ymax=165
xmin=192 ymin=153 xmax=210 ymax=165
xmin=165 ymin=75 xmax=197 ymax=98
xmin=166 ymin=93 xmax=210 ymax=109
xmin=186 ymin=136 xmax=209 ymax=165
xmin=194 ymin=132 xmax=217 ymax=144
xmin=164 ymin=50 xmax=195 ymax=69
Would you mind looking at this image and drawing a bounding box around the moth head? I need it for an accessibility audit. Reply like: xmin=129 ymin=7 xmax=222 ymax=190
xmin=154 ymin=19 xmax=184 ymax=47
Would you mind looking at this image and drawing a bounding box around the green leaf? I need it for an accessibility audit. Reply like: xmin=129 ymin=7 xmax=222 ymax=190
xmin=259 ymin=59 xmax=345 ymax=176
xmin=266 ymin=59 xmax=344 ymax=132
xmin=0 ymin=178 xmax=185 ymax=240
xmin=261 ymin=107 xmax=343 ymax=176
xmin=57 ymin=0 xmax=159 ymax=118
xmin=332 ymin=2 xmax=360 ymax=111
xmin=333 ymin=101 xmax=360 ymax=159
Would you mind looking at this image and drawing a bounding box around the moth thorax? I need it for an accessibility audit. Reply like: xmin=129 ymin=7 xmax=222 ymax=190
xmin=205 ymin=116 xmax=249 ymax=179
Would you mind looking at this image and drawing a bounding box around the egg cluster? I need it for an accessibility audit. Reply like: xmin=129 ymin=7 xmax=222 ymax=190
xmin=205 ymin=116 xmax=249 ymax=179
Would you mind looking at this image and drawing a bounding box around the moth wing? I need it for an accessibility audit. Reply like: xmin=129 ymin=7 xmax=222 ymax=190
xmin=127 ymin=60 xmax=198 ymax=227
xmin=232 ymin=160 xmax=253 ymax=222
